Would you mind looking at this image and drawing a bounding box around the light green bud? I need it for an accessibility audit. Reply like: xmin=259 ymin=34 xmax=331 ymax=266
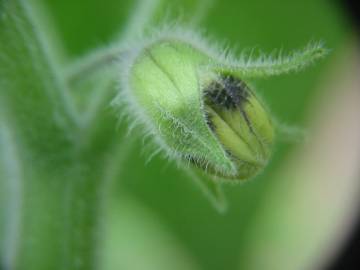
xmin=118 ymin=33 xmax=326 ymax=181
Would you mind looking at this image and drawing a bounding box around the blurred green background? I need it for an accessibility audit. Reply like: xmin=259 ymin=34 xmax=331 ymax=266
xmin=40 ymin=0 xmax=354 ymax=269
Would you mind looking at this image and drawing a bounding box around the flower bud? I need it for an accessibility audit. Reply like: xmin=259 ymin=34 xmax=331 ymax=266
xmin=118 ymin=33 xmax=324 ymax=181
xmin=202 ymin=73 xmax=274 ymax=179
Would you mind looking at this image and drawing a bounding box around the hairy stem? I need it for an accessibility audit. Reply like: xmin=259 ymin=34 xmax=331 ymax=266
xmin=0 ymin=0 xmax=167 ymax=269
xmin=221 ymin=42 xmax=328 ymax=78
xmin=65 ymin=47 xmax=127 ymax=86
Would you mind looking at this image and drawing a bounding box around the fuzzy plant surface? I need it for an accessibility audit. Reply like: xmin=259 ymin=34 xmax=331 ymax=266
xmin=0 ymin=0 xmax=351 ymax=270
xmin=114 ymin=31 xmax=326 ymax=210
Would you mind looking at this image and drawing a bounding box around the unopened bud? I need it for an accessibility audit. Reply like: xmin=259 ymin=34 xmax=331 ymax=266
xmin=117 ymin=31 xmax=326 ymax=181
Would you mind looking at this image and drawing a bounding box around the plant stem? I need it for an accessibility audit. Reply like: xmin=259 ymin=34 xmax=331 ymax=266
xmin=14 ymin=164 xmax=103 ymax=270
xmin=65 ymin=47 xmax=127 ymax=86
xmin=1 ymin=0 xmax=221 ymax=269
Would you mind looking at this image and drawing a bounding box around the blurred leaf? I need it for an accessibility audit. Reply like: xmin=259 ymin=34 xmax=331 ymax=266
xmin=238 ymin=44 xmax=360 ymax=270
xmin=99 ymin=195 xmax=200 ymax=270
